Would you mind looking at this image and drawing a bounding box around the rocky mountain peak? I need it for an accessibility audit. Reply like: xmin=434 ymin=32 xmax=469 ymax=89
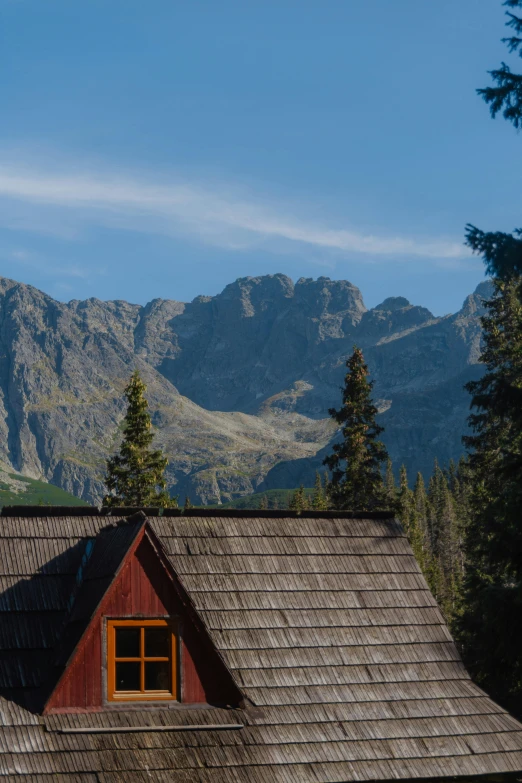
xmin=294 ymin=276 xmax=366 ymax=320
xmin=374 ymin=296 xmax=412 ymax=312
xmin=216 ymin=274 xmax=294 ymax=317
xmin=0 ymin=273 xmax=492 ymax=505
xmin=458 ymin=280 xmax=494 ymax=317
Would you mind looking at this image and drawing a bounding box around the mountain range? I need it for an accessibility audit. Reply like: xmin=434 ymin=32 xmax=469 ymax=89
xmin=0 ymin=274 xmax=490 ymax=504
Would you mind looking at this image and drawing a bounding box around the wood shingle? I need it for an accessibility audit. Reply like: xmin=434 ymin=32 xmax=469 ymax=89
xmin=0 ymin=509 xmax=520 ymax=782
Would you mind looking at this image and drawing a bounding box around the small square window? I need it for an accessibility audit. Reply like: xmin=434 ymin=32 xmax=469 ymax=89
xmin=107 ymin=619 xmax=178 ymax=702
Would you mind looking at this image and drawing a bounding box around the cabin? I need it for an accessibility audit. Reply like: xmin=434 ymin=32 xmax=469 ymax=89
xmin=0 ymin=505 xmax=522 ymax=782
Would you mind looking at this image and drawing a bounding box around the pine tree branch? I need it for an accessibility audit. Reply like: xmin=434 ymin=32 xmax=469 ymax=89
xmin=505 ymin=10 xmax=522 ymax=38
xmin=478 ymin=64 xmax=522 ymax=127
xmin=465 ymin=224 xmax=522 ymax=279
xmin=502 ymin=34 xmax=522 ymax=54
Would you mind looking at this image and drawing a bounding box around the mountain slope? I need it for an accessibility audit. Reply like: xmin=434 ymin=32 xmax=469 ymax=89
xmin=0 ymin=275 xmax=489 ymax=504
xmin=0 ymin=462 xmax=88 ymax=507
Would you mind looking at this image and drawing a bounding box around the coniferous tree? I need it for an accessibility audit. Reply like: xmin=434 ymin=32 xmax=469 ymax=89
xmin=427 ymin=459 xmax=445 ymax=557
xmin=399 ymin=465 xmax=439 ymax=595
xmin=478 ymin=0 xmax=522 ymax=130
xmin=411 ymin=471 xmax=446 ymax=610
xmin=413 ymin=472 xmax=429 ymax=532
xmin=104 ymin=370 xmax=173 ymax=508
xmin=397 ymin=465 xmax=412 ymax=531
xmin=455 ymin=457 xmax=473 ymax=535
xmin=259 ymin=495 xmax=269 ymax=510
xmin=465 ymin=1 xmax=522 ymax=279
xmin=289 ymin=485 xmax=308 ymax=512
xmin=459 ymin=6 xmax=522 ymax=703
xmin=424 ymin=459 xmax=465 ymax=620
xmin=450 ymin=457 xmax=471 ymax=594
xmin=184 ymin=496 xmax=193 ymax=511
xmin=324 ymin=347 xmax=388 ymax=511
xmin=311 ymin=471 xmax=329 ymax=510
xmin=438 ymin=473 xmax=460 ymax=617
xmin=385 ymin=458 xmax=397 ymax=510
xmin=457 ymin=277 xmax=522 ymax=712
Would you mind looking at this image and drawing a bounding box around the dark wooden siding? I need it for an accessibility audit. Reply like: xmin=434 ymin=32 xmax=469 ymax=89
xmin=46 ymin=532 xmax=235 ymax=711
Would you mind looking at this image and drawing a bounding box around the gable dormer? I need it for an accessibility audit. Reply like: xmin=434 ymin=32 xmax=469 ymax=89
xmin=44 ymin=515 xmax=242 ymax=713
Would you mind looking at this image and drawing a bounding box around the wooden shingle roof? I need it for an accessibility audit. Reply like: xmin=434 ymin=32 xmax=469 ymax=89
xmin=0 ymin=509 xmax=521 ymax=782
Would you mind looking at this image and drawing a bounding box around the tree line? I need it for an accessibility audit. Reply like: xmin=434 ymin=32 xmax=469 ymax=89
xmin=287 ymin=455 xmax=471 ymax=626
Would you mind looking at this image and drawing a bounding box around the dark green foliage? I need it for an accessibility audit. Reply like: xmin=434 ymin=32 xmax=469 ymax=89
xmin=466 ymin=1 xmax=522 ymax=280
xmin=289 ymin=484 xmax=308 ymax=511
xmin=215 ymin=488 xmax=312 ymax=510
xmin=104 ymin=371 xmax=174 ymax=508
xmin=387 ymin=460 xmax=468 ymax=627
xmin=466 ymin=225 xmax=522 ymax=282
xmin=457 ymin=6 xmax=522 ymax=712
xmin=385 ymin=458 xmax=397 ymax=510
xmin=478 ymin=0 xmax=522 ymax=128
xmin=426 ymin=460 xmax=466 ymax=621
xmin=427 ymin=460 xmax=448 ymax=558
xmin=457 ymin=278 xmax=522 ymax=713
xmin=259 ymin=494 xmax=269 ymax=510
xmin=184 ymin=496 xmax=193 ymax=511
xmin=479 ymin=63 xmax=522 ymax=127
xmin=311 ymin=471 xmax=329 ymax=510
xmin=398 ymin=466 xmax=436 ymax=592
xmin=411 ymin=472 xmax=437 ymax=585
xmin=324 ymin=347 xmax=388 ymax=511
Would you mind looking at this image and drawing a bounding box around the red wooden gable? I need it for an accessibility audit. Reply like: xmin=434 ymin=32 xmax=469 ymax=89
xmin=45 ymin=523 xmax=241 ymax=713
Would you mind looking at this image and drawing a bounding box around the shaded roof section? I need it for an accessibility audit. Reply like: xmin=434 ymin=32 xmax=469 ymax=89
xmin=42 ymin=515 xmax=146 ymax=703
xmin=0 ymin=510 xmax=521 ymax=782
xmin=0 ymin=513 xmax=128 ymax=712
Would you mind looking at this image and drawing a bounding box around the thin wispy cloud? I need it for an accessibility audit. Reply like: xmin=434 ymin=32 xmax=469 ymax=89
xmin=0 ymin=158 xmax=471 ymax=263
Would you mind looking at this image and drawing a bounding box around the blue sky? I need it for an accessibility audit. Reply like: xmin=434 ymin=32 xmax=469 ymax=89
xmin=0 ymin=0 xmax=520 ymax=314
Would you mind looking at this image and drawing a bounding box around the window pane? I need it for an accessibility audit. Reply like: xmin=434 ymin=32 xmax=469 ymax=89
xmin=145 ymin=660 xmax=171 ymax=692
xmin=145 ymin=626 xmax=170 ymax=658
xmin=115 ymin=661 xmax=141 ymax=692
xmin=115 ymin=627 xmax=140 ymax=658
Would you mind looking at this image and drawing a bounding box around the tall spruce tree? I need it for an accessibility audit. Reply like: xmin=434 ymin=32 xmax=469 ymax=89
xmin=289 ymin=485 xmax=308 ymax=512
xmin=427 ymin=460 xmax=447 ymax=559
xmin=412 ymin=473 xmax=439 ymax=597
xmin=465 ymin=1 xmax=522 ymax=279
xmin=324 ymin=346 xmax=388 ymax=511
xmin=397 ymin=465 xmax=412 ymax=531
xmin=399 ymin=466 xmax=432 ymax=582
xmin=104 ymin=370 xmax=173 ymax=508
xmin=311 ymin=471 xmax=329 ymax=510
xmin=457 ymin=277 xmax=522 ymax=712
xmin=385 ymin=458 xmax=397 ymax=509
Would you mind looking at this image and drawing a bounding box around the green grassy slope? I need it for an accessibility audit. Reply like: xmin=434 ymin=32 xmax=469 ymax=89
xmin=214 ymin=488 xmax=313 ymax=510
xmin=0 ymin=464 xmax=88 ymax=507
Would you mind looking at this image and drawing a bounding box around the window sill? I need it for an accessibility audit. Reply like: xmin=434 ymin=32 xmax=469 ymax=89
xmin=108 ymin=692 xmax=177 ymax=702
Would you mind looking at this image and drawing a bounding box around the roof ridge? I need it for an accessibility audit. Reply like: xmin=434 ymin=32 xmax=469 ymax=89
xmin=1 ymin=506 xmax=398 ymax=519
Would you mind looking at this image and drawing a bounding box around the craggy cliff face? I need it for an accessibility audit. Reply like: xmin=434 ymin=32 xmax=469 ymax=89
xmin=0 ymin=274 xmax=490 ymax=504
